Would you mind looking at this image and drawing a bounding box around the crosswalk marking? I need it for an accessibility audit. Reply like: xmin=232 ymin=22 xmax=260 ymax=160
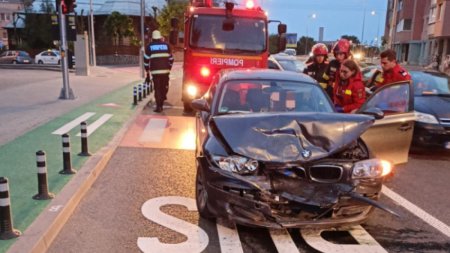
xmin=269 ymin=229 xmax=301 ymax=253
xmin=216 ymin=219 xmax=244 ymax=253
xmin=52 ymin=112 xmax=96 ymax=135
xmin=76 ymin=114 xmax=113 ymax=137
xmin=139 ymin=118 xmax=168 ymax=143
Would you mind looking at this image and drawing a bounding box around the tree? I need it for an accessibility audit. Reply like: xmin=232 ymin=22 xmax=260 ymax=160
xmin=103 ymin=11 xmax=138 ymax=52
xmin=157 ymin=1 xmax=188 ymax=37
xmin=269 ymin=34 xmax=279 ymax=54
xmin=21 ymin=0 xmax=54 ymax=50
xmin=341 ymin=35 xmax=360 ymax=45
xmin=296 ymin=36 xmax=315 ymax=55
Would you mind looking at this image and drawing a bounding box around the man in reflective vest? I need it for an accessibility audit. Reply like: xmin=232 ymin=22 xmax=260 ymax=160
xmin=144 ymin=30 xmax=174 ymax=113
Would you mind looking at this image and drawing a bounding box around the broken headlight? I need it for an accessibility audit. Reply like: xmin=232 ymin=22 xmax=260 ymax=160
xmin=212 ymin=155 xmax=258 ymax=174
xmin=352 ymin=159 xmax=392 ymax=179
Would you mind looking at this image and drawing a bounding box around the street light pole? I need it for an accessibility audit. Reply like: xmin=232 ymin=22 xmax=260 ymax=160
xmin=361 ymin=7 xmax=366 ymax=45
xmin=305 ymin=13 xmax=316 ymax=55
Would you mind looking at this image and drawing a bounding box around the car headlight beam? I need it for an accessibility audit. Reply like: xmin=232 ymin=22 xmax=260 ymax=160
xmin=352 ymin=158 xmax=392 ymax=179
xmin=212 ymin=155 xmax=258 ymax=174
xmin=414 ymin=111 xmax=439 ymax=124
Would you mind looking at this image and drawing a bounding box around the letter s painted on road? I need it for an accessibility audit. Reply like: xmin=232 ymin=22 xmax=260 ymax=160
xmin=138 ymin=196 xmax=209 ymax=253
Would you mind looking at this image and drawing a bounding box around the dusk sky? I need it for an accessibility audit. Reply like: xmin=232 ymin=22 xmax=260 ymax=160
xmin=260 ymin=0 xmax=388 ymax=45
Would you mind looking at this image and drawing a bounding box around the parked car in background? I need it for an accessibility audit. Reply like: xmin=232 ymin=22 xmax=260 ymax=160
xmin=409 ymin=71 xmax=450 ymax=149
xmin=35 ymin=50 xmax=60 ymax=64
xmin=283 ymin=48 xmax=297 ymax=56
xmin=0 ymin=50 xmax=33 ymax=64
xmin=191 ymin=68 xmax=414 ymax=228
xmin=268 ymin=53 xmax=306 ymax=73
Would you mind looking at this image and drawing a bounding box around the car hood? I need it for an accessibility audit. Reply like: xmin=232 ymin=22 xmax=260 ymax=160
xmin=212 ymin=112 xmax=374 ymax=163
xmin=415 ymin=96 xmax=450 ymax=118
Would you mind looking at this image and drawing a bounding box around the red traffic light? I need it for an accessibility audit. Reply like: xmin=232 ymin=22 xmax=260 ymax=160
xmin=62 ymin=0 xmax=76 ymax=14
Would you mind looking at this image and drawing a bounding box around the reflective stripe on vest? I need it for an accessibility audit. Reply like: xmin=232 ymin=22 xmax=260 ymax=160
xmin=151 ymin=69 xmax=170 ymax=75
xmin=150 ymin=53 xmax=170 ymax=59
xmin=144 ymin=54 xmax=150 ymax=59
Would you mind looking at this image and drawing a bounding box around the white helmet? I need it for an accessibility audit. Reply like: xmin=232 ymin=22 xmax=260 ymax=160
xmin=152 ymin=30 xmax=162 ymax=40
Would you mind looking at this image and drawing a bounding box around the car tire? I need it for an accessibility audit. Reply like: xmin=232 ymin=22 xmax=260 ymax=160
xmin=12 ymin=60 xmax=17 ymax=64
xmin=38 ymin=60 xmax=43 ymax=64
xmin=195 ymin=163 xmax=214 ymax=220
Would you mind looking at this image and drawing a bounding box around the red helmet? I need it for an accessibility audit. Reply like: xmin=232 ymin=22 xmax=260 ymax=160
xmin=332 ymin=39 xmax=351 ymax=56
xmin=312 ymin=43 xmax=328 ymax=56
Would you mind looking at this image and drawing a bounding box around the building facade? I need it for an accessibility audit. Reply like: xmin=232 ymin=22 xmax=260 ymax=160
xmin=385 ymin=0 xmax=450 ymax=72
xmin=0 ymin=0 xmax=23 ymax=49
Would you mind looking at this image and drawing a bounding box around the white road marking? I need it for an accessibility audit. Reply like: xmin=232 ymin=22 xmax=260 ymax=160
xmin=301 ymin=225 xmax=388 ymax=253
xmin=269 ymin=229 xmax=300 ymax=253
xmin=138 ymin=196 xmax=208 ymax=253
xmin=216 ymin=219 xmax=244 ymax=253
xmin=139 ymin=118 xmax=167 ymax=143
xmin=76 ymin=114 xmax=113 ymax=137
xmin=48 ymin=205 xmax=64 ymax=212
xmin=52 ymin=112 xmax=96 ymax=135
xmin=382 ymin=186 xmax=450 ymax=238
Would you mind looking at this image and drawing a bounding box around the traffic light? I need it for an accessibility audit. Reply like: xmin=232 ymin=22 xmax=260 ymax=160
xmin=61 ymin=0 xmax=76 ymax=14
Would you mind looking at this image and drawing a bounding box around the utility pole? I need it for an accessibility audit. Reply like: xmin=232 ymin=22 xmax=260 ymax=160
xmin=89 ymin=0 xmax=96 ymax=66
xmin=139 ymin=0 xmax=145 ymax=79
xmin=58 ymin=0 xmax=75 ymax=99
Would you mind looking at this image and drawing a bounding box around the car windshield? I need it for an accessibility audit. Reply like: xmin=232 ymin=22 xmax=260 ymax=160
xmin=411 ymin=72 xmax=450 ymax=96
xmin=217 ymin=80 xmax=333 ymax=114
xmin=18 ymin=51 xmax=29 ymax=57
xmin=190 ymin=15 xmax=266 ymax=53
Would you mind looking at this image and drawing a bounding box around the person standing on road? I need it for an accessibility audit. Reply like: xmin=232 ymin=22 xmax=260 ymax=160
xmin=144 ymin=30 xmax=174 ymax=113
xmin=303 ymin=43 xmax=331 ymax=97
xmin=371 ymin=49 xmax=411 ymax=90
xmin=323 ymin=38 xmax=351 ymax=91
xmin=333 ymin=59 xmax=366 ymax=113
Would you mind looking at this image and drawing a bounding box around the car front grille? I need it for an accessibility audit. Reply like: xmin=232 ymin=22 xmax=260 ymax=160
xmin=309 ymin=165 xmax=343 ymax=183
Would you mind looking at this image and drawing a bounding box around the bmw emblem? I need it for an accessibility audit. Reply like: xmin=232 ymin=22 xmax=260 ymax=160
xmin=301 ymin=149 xmax=312 ymax=159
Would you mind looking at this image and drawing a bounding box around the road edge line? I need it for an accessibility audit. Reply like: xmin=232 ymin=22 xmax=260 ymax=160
xmin=7 ymin=94 xmax=152 ymax=253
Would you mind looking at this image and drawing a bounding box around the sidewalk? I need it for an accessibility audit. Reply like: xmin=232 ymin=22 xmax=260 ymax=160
xmin=0 ymin=65 xmax=148 ymax=252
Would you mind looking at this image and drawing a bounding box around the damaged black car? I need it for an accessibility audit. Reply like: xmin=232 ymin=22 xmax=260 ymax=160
xmin=192 ymin=69 xmax=415 ymax=228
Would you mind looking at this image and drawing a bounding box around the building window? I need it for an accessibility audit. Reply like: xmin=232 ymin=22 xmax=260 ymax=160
xmin=0 ymin=14 xmax=5 ymax=21
xmin=398 ymin=0 xmax=403 ymax=11
xmin=429 ymin=5 xmax=437 ymax=24
xmin=438 ymin=4 xmax=443 ymax=21
xmin=404 ymin=19 xmax=412 ymax=30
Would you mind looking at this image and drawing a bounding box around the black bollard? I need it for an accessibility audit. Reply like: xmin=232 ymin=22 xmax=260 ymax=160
xmin=0 ymin=177 xmax=21 ymax=240
xmin=78 ymin=122 xmax=91 ymax=156
xmin=142 ymin=83 xmax=147 ymax=99
xmin=33 ymin=151 xmax=55 ymax=200
xmin=59 ymin=134 xmax=76 ymax=174
xmin=133 ymin=86 xmax=138 ymax=105
xmin=138 ymin=84 xmax=142 ymax=101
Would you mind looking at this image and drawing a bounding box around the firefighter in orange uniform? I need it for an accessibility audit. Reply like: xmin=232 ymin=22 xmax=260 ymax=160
xmin=372 ymin=49 xmax=411 ymax=89
xmin=334 ymin=59 xmax=366 ymax=113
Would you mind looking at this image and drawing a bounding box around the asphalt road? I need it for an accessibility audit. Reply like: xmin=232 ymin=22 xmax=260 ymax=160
xmin=46 ymin=67 xmax=450 ymax=253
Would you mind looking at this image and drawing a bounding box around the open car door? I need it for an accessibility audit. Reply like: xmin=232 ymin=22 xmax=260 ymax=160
xmin=359 ymin=81 xmax=415 ymax=165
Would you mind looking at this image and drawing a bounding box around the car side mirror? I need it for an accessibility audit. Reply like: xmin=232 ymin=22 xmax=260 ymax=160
xmin=191 ymin=99 xmax=210 ymax=112
xmin=360 ymin=107 xmax=384 ymax=119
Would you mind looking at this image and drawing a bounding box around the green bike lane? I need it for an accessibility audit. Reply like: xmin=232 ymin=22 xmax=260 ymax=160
xmin=0 ymin=81 xmax=149 ymax=252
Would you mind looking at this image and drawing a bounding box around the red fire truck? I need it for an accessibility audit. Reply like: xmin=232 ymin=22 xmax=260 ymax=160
xmin=172 ymin=0 xmax=286 ymax=112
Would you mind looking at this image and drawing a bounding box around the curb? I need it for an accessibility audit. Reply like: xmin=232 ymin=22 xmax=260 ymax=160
xmin=0 ymin=64 xmax=75 ymax=72
xmin=7 ymin=94 xmax=153 ymax=253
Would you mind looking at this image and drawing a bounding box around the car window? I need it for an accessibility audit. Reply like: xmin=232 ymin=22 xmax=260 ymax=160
xmin=411 ymin=72 xmax=450 ymax=96
xmin=217 ymin=80 xmax=333 ymax=114
xmin=361 ymin=83 xmax=411 ymax=114
xmin=49 ymin=52 xmax=56 ymax=56
xmin=19 ymin=51 xmax=29 ymax=57
xmin=268 ymin=60 xmax=280 ymax=70
xmin=278 ymin=59 xmax=298 ymax=72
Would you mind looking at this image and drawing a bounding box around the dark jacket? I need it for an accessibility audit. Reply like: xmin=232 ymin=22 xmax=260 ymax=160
xmin=144 ymin=40 xmax=174 ymax=75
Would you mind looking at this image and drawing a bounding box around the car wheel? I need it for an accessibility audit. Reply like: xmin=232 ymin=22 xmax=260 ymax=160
xmin=38 ymin=60 xmax=43 ymax=64
xmin=195 ymin=164 xmax=214 ymax=220
xmin=12 ymin=60 xmax=17 ymax=64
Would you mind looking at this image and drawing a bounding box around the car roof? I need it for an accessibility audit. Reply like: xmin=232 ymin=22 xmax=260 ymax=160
xmin=218 ymin=68 xmax=316 ymax=84
xmin=270 ymin=54 xmax=297 ymax=60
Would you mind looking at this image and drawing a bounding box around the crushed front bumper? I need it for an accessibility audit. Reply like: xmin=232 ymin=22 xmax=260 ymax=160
xmin=199 ymin=157 xmax=380 ymax=229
